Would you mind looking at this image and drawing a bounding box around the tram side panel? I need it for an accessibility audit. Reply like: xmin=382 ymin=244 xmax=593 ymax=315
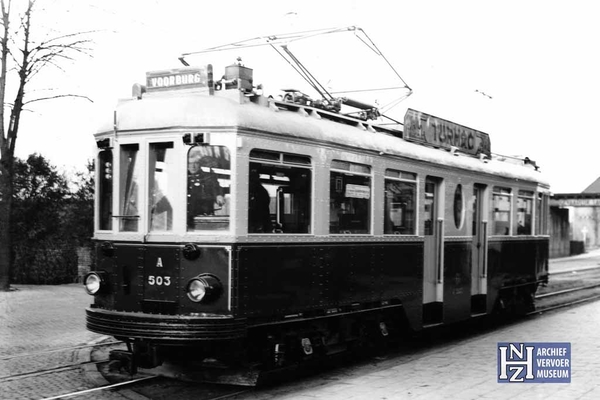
xmin=235 ymin=242 xmax=423 ymax=330
xmin=487 ymin=237 xmax=549 ymax=312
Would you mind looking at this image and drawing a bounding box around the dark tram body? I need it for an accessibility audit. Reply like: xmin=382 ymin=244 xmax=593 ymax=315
xmin=85 ymin=62 xmax=549 ymax=370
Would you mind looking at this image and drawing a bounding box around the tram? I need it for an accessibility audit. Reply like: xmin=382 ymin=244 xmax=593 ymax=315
xmin=84 ymin=57 xmax=549 ymax=374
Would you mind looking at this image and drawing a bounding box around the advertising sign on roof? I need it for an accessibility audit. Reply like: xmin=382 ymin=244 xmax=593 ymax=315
xmin=404 ymin=108 xmax=491 ymax=157
xmin=146 ymin=66 xmax=208 ymax=91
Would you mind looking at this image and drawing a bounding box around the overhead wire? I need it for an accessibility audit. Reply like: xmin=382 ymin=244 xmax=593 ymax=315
xmin=180 ymin=25 xmax=413 ymax=119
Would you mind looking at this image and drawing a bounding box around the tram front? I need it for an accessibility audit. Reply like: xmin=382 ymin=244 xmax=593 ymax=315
xmin=84 ymin=66 xmax=246 ymax=369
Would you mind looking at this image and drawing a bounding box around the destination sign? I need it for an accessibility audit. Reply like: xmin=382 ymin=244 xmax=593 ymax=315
xmin=146 ymin=67 xmax=208 ymax=91
xmin=404 ymin=108 xmax=491 ymax=157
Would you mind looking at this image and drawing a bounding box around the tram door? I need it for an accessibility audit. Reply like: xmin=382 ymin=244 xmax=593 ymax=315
xmin=423 ymin=177 xmax=444 ymax=325
xmin=471 ymin=184 xmax=488 ymax=315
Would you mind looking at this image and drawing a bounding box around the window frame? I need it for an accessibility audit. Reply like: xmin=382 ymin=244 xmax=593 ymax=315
xmin=383 ymin=168 xmax=417 ymax=235
xmin=492 ymin=186 xmax=512 ymax=236
xmin=97 ymin=149 xmax=113 ymax=231
xmin=248 ymin=149 xmax=312 ymax=235
xmin=329 ymin=160 xmax=372 ymax=235
xmin=516 ymin=190 xmax=535 ymax=235
xmin=186 ymin=144 xmax=232 ymax=233
xmin=118 ymin=143 xmax=142 ymax=233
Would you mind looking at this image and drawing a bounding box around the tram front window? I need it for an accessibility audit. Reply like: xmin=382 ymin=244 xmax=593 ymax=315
xmin=119 ymin=144 xmax=141 ymax=232
xmin=98 ymin=149 xmax=113 ymax=231
xmin=149 ymin=143 xmax=174 ymax=232
xmin=187 ymin=146 xmax=231 ymax=231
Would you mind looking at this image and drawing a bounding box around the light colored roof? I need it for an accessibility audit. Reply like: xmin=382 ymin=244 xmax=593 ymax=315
xmin=97 ymin=90 xmax=548 ymax=187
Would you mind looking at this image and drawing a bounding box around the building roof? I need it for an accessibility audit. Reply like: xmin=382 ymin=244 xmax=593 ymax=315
xmin=583 ymin=176 xmax=600 ymax=194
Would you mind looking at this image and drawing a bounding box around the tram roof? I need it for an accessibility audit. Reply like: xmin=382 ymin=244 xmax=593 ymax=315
xmin=97 ymin=89 xmax=548 ymax=187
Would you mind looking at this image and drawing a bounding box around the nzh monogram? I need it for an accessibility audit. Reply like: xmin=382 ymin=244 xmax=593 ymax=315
xmin=497 ymin=342 xmax=571 ymax=383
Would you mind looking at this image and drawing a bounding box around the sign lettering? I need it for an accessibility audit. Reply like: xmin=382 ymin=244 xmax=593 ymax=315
xmin=146 ymin=67 xmax=208 ymax=91
xmin=345 ymin=184 xmax=371 ymax=199
xmin=147 ymin=275 xmax=171 ymax=286
xmin=498 ymin=342 xmax=571 ymax=383
xmin=550 ymin=198 xmax=600 ymax=207
xmin=404 ymin=108 xmax=491 ymax=157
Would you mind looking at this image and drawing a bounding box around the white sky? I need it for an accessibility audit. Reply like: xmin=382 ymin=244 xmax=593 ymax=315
xmin=12 ymin=0 xmax=600 ymax=193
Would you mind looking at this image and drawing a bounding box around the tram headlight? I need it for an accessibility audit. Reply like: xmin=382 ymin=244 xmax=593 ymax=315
xmin=186 ymin=274 xmax=223 ymax=303
xmin=84 ymin=272 xmax=106 ymax=295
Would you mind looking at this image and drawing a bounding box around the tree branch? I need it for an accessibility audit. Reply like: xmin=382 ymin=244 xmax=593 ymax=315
xmin=24 ymin=93 xmax=93 ymax=105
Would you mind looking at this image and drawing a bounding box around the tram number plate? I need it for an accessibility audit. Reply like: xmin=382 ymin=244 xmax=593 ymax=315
xmin=147 ymin=275 xmax=171 ymax=286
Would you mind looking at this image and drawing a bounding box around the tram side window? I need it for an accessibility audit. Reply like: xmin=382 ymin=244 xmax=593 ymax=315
xmin=98 ymin=149 xmax=113 ymax=230
xmin=330 ymin=160 xmax=371 ymax=234
xmin=119 ymin=144 xmax=141 ymax=232
xmin=536 ymin=193 xmax=549 ymax=235
xmin=149 ymin=142 xmax=174 ymax=232
xmin=248 ymin=150 xmax=311 ymax=234
xmin=492 ymin=187 xmax=512 ymax=235
xmin=384 ymin=169 xmax=416 ymax=235
xmin=516 ymin=190 xmax=534 ymax=235
xmin=424 ymin=181 xmax=435 ymax=235
xmin=187 ymin=145 xmax=231 ymax=231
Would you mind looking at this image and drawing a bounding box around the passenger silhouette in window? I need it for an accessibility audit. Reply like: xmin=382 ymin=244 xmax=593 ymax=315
xmin=187 ymin=158 xmax=225 ymax=228
xmin=248 ymin=169 xmax=272 ymax=233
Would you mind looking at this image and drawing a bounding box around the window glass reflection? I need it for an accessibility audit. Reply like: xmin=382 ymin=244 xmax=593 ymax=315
xmin=149 ymin=143 xmax=174 ymax=232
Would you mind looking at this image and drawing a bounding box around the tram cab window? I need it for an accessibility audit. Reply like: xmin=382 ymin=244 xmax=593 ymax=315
xmin=119 ymin=144 xmax=141 ymax=232
xmin=98 ymin=149 xmax=113 ymax=231
xmin=149 ymin=143 xmax=174 ymax=232
xmin=330 ymin=160 xmax=371 ymax=234
xmin=516 ymin=190 xmax=534 ymax=235
xmin=248 ymin=149 xmax=311 ymax=234
xmin=384 ymin=169 xmax=416 ymax=235
xmin=187 ymin=146 xmax=231 ymax=231
xmin=492 ymin=187 xmax=512 ymax=235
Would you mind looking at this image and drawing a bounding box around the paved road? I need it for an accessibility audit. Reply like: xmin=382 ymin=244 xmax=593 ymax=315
xmin=0 ymin=285 xmax=125 ymax=400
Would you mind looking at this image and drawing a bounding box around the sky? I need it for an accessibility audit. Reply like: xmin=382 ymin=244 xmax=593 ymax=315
xmin=10 ymin=0 xmax=600 ymax=193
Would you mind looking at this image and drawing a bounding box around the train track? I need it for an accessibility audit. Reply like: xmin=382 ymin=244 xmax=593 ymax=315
xmin=38 ymin=375 xmax=160 ymax=400
xmin=0 ymin=358 xmax=106 ymax=382
xmin=532 ymin=266 xmax=600 ymax=314
xmin=0 ymin=339 xmax=122 ymax=362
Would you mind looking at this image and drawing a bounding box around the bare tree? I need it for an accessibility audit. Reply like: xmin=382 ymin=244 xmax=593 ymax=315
xmin=0 ymin=0 xmax=92 ymax=291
